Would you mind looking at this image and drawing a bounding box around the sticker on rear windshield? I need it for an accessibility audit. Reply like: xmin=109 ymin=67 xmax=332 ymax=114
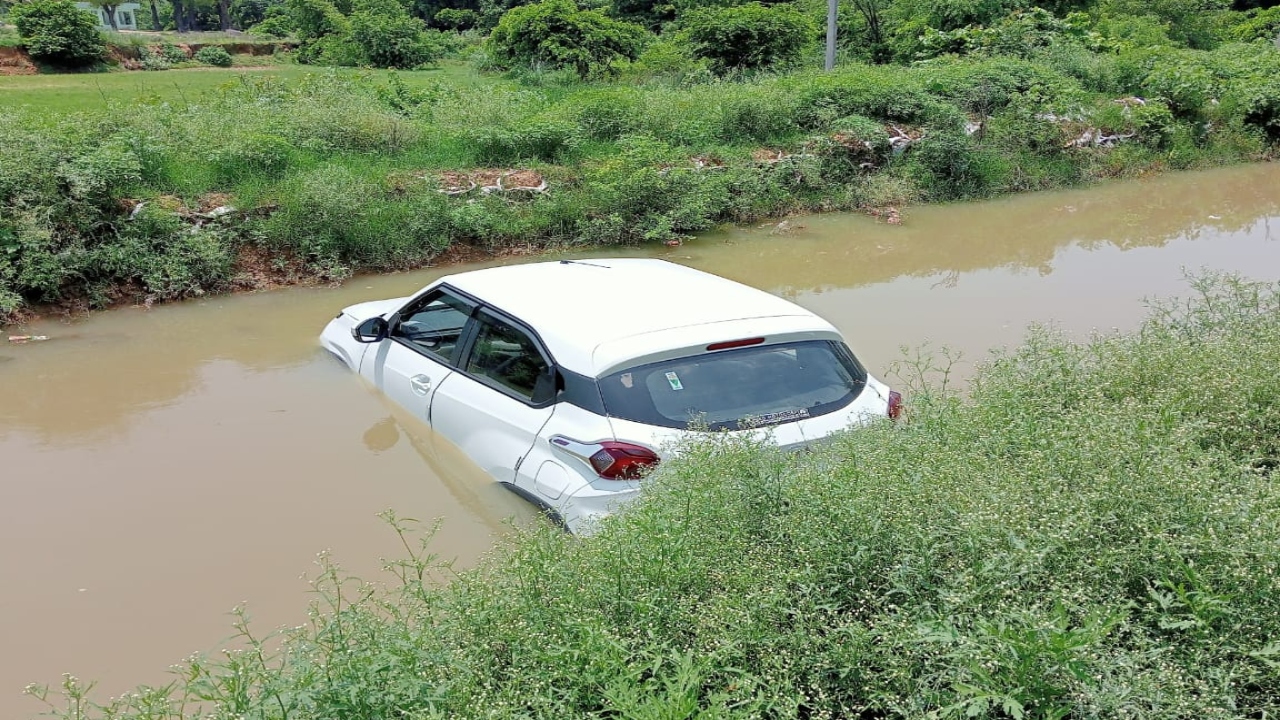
xmin=665 ymin=371 xmax=684 ymax=391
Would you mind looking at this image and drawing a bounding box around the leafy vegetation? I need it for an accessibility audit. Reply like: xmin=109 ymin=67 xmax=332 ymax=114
xmin=489 ymin=0 xmax=647 ymax=78
xmin=682 ymin=2 xmax=815 ymax=73
xmin=8 ymin=0 xmax=105 ymax=66
xmin=3 ymin=26 xmax=1279 ymax=322
xmin=25 ymin=274 xmax=1280 ymax=718
xmin=193 ymin=44 xmax=234 ymax=65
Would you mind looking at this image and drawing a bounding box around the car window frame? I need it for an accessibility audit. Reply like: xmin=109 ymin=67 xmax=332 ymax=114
xmin=452 ymin=302 xmax=560 ymax=409
xmin=387 ymin=286 xmax=479 ymax=368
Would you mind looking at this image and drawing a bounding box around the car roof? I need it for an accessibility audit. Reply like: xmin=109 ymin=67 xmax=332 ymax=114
xmin=440 ymin=258 xmax=830 ymax=376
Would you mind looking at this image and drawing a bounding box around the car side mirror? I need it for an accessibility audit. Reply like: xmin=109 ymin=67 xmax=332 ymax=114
xmin=351 ymin=317 xmax=389 ymax=343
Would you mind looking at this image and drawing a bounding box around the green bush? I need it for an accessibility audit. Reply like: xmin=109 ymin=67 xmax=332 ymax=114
xmin=1235 ymin=77 xmax=1280 ymax=140
xmin=717 ymin=85 xmax=801 ymax=143
xmin=194 ymin=45 xmax=234 ymax=67
xmin=794 ymin=67 xmax=935 ymax=127
xmin=467 ymin=114 xmax=580 ymax=163
xmin=207 ymin=134 xmax=295 ymax=183
xmin=1142 ymin=51 xmax=1216 ymax=117
xmin=1228 ymin=6 xmax=1280 ymax=43
xmin=9 ymin=0 xmax=104 ymax=67
xmin=682 ymin=2 xmax=815 ymax=74
xmin=349 ymin=0 xmax=440 ymax=69
xmin=250 ymin=12 xmax=294 ymax=37
xmin=907 ymin=131 xmax=1006 ymax=199
xmin=434 ymin=7 xmax=477 ymax=30
xmin=157 ymin=42 xmax=188 ymax=63
xmin=568 ymin=87 xmax=643 ymax=140
xmin=265 ymin=165 xmax=451 ymax=270
xmin=489 ymin=0 xmax=649 ymax=79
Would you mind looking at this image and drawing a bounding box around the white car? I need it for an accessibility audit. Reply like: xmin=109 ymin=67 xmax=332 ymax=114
xmin=320 ymin=258 xmax=899 ymax=533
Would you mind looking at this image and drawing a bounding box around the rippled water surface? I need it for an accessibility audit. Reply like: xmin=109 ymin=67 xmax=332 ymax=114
xmin=3 ymin=163 xmax=1279 ymax=716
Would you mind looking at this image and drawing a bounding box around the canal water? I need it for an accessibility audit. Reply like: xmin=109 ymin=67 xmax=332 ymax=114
xmin=2 ymin=163 xmax=1278 ymax=716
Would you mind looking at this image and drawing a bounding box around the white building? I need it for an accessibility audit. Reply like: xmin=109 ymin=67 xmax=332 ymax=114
xmin=75 ymin=2 xmax=142 ymax=31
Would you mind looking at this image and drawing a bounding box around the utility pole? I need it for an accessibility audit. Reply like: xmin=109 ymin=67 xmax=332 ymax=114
xmin=825 ymin=0 xmax=837 ymax=70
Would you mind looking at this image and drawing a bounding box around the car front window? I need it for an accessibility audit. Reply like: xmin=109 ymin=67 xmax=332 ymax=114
xmin=393 ymin=291 xmax=475 ymax=363
xmin=598 ymin=340 xmax=867 ymax=431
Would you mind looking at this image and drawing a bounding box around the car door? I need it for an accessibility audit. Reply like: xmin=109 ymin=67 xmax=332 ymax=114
xmin=429 ymin=308 xmax=558 ymax=487
xmin=361 ymin=287 xmax=477 ymax=423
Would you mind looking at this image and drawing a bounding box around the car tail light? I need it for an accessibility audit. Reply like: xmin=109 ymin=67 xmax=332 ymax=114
xmin=887 ymin=390 xmax=903 ymax=421
xmin=550 ymin=436 xmax=660 ymax=480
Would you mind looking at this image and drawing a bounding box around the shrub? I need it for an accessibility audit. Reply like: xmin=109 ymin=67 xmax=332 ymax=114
xmin=1235 ymin=77 xmax=1280 ymax=140
xmin=467 ymin=114 xmax=580 ymax=163
xmin=194 ymin=45 xmax=234 ymax=66
xmin=157 ymin=42 xmax=187 ymax=63
xmin=489 ymin=0 xmax=649 ymax=79
xmin=349 ymin=0 xmax=440 ymax=68
xmin=9 ymin=0 xmax=104 ymax=67
xmin=58 ymin=140 xmax=143 ymax=208
xmin=1142 ymin=51 xmax=1216 ymax=117
xmin=682 ymin=2 xmax=814 ymax=74
xmin=266 ymin=165 xmax=450 ymax=270
xmin=434 ymin=7 xmax=477 ymax=30
xmin=794 ymin=67 xmax=934 ymax=127
xmin=207 ymin=134 xmax=295 ymax=183
xmin=922 ymin=57 xmax=1080 ymax=114
xmin=907 ymin=131 xmax=1006 ymax=200
xmin=250 ymin=12 xmax=294 ymax=37
xmin=569 ymin=87 xmax=643 ymax=140
xmin=1228 ymin=6 xmax=1280 ymax=43
xmin=717 ymin=85 xmax=801 ymax=143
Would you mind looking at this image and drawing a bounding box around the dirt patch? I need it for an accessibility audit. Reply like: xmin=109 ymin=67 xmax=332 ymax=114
xmin=436 ymin=168 xmax=549 ymax=195
xmin=503 ymin=169 xmax=545 ymax=189
xmin=470 ymin=169 xmax=505 ymax=190
xmin=230 ymin=245 xmax=317 ymax=291
xmin=752 ymin=148 xmax=787 ymax=163
xmin=197 ymin=192 xmax=233 ymax=213
xmin=0 ymin=47 xmax=37 ymax=76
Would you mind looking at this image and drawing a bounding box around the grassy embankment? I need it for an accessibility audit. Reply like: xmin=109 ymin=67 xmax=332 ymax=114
xmin=2 ymin=43 xmax=1279 ymax=323
xmin=27 ymin=274 xmax=1280 ymax=717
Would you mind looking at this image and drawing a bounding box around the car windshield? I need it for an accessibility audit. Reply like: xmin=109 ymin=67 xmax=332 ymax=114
xmin=598 ymin=340 xmax=867 ymax=431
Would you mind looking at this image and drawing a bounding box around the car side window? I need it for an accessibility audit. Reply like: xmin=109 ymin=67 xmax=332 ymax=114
xmin=392 ymin=290 xmax=475 ymax=364
xmin=465 ymin=313 xmax=553 ymax=404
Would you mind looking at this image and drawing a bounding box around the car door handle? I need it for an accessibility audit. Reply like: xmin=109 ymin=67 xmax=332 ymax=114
xmin=409 ymin=374 xmax=432 ymax=397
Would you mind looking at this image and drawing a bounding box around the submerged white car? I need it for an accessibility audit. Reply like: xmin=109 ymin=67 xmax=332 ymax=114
xmin=321 ymin=258 xmax=899 ymax=532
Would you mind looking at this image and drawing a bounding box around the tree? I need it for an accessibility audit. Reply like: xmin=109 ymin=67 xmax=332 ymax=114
xmin=489 ymin=0 xmax=648 ymax=78
xmin=147 ymin=0 xmax=161 ymax=29
xmin=9 ymin=0 xmax=105 ymax=66
xmin=850 ymin=0 xmax=888 ymax=47
xmin=682 ymin=2 xmax=815 ymax=73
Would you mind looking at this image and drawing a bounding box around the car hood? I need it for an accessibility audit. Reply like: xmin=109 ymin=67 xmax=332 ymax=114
xmin=341 ymin=297 xmax=407 ymax=320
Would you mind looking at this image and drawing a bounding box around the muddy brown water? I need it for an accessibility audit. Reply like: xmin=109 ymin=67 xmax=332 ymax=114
xmin=3 ymin=163 xmax=1280 ymax=716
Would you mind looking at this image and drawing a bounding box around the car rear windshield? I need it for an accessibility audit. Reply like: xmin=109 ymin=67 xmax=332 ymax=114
xmin=598 ymin=340 xmax=867 ymax=431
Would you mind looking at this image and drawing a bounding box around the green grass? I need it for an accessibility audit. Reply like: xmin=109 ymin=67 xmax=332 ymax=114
xmin=0 ymin=61 xmax=483 ymax=115
xmin=26 ymin=275 xmax=1280 ymax=718
xmin=0 ymin=26 xmax=20 ymax=48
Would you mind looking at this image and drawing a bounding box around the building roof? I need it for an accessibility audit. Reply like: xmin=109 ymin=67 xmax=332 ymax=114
xmin=443 ymin=258 xmax=832 ymax=375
